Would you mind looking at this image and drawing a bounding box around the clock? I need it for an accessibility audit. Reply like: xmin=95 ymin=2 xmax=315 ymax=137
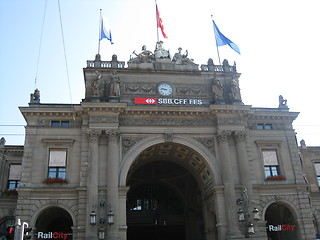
xmin=157 ymin=83 xmax=173 ymax=96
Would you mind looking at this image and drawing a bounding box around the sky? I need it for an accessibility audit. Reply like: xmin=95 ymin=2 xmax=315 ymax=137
xmin=0 ymin=0 xmax=320 ymax=146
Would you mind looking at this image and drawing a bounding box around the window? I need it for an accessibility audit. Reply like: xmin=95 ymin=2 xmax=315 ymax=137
xmin=263 ymin=150 xmax=280 ymax=177
xmin=51 ymin=121 xmax=70 ymax=127
xmin=48 ymin=149 xmax=67 ymax=179
xmin=314 ymin=163 xmax=320 ymax=187
xmin=7 ymin=164 xmax=22 ymax=189
xmin=257 ymin=123 xmax=273 ymax=130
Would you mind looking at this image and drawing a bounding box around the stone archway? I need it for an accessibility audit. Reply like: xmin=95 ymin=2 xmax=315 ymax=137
xmin=125 ymin=142 xmax=218 ymax=240
xmin=35 ymin=207 xmax=73 ymax=240
xmin=265 ymin=202 xmax=300 ymax=240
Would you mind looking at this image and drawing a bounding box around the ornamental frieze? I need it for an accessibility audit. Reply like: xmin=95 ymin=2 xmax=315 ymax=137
xmin=119 ymin=117 xmax=214 ymax=126
xmin=90 ymin=116 xmax=118 ymax=123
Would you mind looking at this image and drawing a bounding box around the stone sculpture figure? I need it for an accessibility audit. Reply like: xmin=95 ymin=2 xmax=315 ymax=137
xmin=90 ymin=70 xmax=105 ymax=97
xmin=30 ymin=89 xmax=40 ymax=103
xmin=278 ymin=95 xmax=288 ymax=108
xmin=109 ymin=71 xmax=121 ymax=97
xmin=212 ymin=78 xmax=224 ymax=103
xmin=130 ymin=45 xmax=154 ymax=63
xmin=154 ymin=41 xmax=170 ymax=59
xmin=172 ymin=47 xmax=194 ymax=64
xmin=228 ymin=80 xmax=241 ymax=101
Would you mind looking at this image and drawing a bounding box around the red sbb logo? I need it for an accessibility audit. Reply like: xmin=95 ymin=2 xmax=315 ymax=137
xmin=134 ymin=98 xmax=157 ymax=105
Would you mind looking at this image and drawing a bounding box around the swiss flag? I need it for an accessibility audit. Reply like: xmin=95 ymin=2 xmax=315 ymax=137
xmin=134 ymin=98 xmax=157 ymax=105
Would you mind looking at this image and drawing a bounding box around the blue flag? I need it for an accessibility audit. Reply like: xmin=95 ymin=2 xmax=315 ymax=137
xmin=100 ymin=16 xmax=113 ymax=44
xmin=212 ymin=18 xmax=240 ymax=54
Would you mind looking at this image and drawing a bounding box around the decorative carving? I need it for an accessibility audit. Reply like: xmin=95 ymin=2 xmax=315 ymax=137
xmin=122 ymin=137 xmax=144 ymax=156
xmin=234 ymin=131 xmax=247 ymax=142
xmin=217 ymin=131 xmax=231 ymax=143
xmin=88 ymin=130 xmax=102 ymax=143
xmin=124 ymin=83 xmax=156 ymax=94
xmin=164 ymin=133 xmax=173 ymax=142
xmin=106 ymin=130 xmax=120 ymax=143
xmin=195 ymin=137 xmax=216 ymax=155
xmin=90 ymin=116 xmax=118 ymax=123
xmin=119 ymin=117 xmax=214 ymax=126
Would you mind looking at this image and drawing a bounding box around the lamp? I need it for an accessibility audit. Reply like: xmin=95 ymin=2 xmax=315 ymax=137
xmin=247 ymin=222 xmax=254 ymax=235
xmin=253 ymin=207 xmax=260 ymax=221
xmin=98 ymin=227 xmax=105 ymax=240
xmin=107 ymin=210 xmax=114 ymax=225
xmin=90 ymin=211 xmax=97 ymax=225
xmin=238 ymin=208 xmax=245 ymax=222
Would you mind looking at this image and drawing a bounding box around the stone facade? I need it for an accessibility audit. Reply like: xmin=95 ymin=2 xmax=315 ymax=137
xmin=0 ymin=49 xmax=318 ymax=240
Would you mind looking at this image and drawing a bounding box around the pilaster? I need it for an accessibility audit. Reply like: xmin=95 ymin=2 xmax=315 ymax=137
xmin=217 ymin=131 xmax=242 ymax=237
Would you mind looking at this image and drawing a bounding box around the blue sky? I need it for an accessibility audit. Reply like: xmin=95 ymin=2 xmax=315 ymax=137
xmin=1 ymin=0 xmax=320 ymax=146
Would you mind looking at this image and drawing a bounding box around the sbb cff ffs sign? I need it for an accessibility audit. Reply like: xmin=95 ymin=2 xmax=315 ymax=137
xmin=134 ymin=98 xmax=203 ymax=105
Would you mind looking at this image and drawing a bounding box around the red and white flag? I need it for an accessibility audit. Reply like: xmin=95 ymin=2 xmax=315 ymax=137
xmin=156 ymin=4 xmax=168 ymax=39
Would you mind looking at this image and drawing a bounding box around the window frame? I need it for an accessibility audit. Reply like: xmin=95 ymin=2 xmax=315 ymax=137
xmin=48 ymin=149 xmax=68 ymax=179
xmin=314 ymin=162 xmax=320 ymax=187
xmin=7 ymin=164 xmax=22 ymax=190
xmin=262 ymin=149 xmax=281 ymax=178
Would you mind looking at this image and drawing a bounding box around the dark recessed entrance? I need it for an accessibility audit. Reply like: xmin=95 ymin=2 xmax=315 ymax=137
xmin=35 ymin=207 xmax=73 ymax=240
xmin=265 ymin=203 xmax=299 ymax=240
xmin=127 ymin=157 xmax=204 ymax=240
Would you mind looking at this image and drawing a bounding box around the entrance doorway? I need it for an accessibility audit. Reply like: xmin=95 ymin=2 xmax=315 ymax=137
xmin=126 ymin=158 xmax=205 ymax=240
xmin=35 ymin=207 xmax=73 ymax=240
xmin=265 ymin=203 xmax=299 ymax=240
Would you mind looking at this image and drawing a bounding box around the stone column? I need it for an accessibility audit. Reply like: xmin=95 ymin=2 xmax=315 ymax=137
xmin=86 ymin=130 xmax=101 ymax=240
xmin=106 ymin=130 xmax=120 ymax=240
xmin=217 ymin=131 xmax=241 ymax=237
xmin=234 ymin=131 xmax=253 ymax=196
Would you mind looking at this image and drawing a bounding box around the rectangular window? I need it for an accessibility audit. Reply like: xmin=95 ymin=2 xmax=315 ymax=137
xmin=263 ymin=150 xmax=280 ymax=177
xmin=314 ymin=163 xmax=320 ymax=187
xmin=48 ymin=149 xmax=67 ymax=179
xmin=257 ymin=123 xmax=273 ymax=130
xmin=8 ymin=164 xmax=22 ymax=189
xmin=264 ymin=124 xmax=273 ymax=130
xmin=51 ymin=121 xmax=60 ymax=127
xmin=51 ymin=121 xmax=70 ymax=127
xmin=61 ymin=121 xmax=70 ymax=127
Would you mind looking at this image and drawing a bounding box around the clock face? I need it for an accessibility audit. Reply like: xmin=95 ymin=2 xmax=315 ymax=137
xmin=158 ymin=83 xmax=173 ymax=96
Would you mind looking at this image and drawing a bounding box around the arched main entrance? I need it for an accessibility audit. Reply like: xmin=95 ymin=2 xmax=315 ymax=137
xmin=35 ymin=207 xmax=73 ymax=240
xmin=126 ymin=143 xmax=216 ymax=240
xmin=265 ymin=202 xmax=299 ymax=240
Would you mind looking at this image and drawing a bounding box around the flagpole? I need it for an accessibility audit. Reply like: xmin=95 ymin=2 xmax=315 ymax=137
xmin=98 ymin=9 xmax=102 ymax=55
xmin=211 ymin=15 xmax=221 ymax=65
xmin=155 ymin=0 xmax=159 ymax=43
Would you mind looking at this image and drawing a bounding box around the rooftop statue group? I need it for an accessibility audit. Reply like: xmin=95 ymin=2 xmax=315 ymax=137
xmin=129 ymin=41 xmax=194 ymax=65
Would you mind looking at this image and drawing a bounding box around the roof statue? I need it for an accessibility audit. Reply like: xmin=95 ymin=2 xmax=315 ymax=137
xmin=30 ymin=88 xmax=40 ymax=103
xmin=154 ymin=41 xmax=170 ymax=59
xmin=172 ymin=47 xmax=194 ymax=65
xmin=129 ymin=45 xmax=154 ymax=63
xmin=278 ymin=95 xmax=288 ymax=109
